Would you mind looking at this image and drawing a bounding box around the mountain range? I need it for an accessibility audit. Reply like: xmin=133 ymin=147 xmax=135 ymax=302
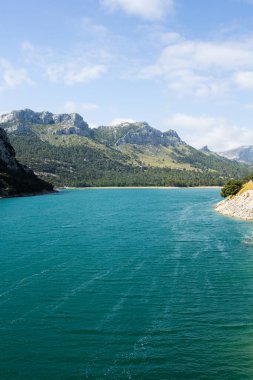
xmin=219 ymin=146 xmax=253 ymax=165
xmin=0 ymin=109 xmax=250 ymax=187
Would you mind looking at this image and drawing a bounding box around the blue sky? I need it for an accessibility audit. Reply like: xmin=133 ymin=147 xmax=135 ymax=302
xmin=1 ymin=0 xmax=253 ymax=150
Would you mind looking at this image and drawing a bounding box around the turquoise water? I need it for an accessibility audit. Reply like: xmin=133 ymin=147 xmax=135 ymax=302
xmin=1 ymin=189 xmax=253 ymax=379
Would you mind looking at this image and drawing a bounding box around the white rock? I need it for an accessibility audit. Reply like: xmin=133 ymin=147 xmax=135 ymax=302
xmin=215 ymin=190 xmax=253 ymax=220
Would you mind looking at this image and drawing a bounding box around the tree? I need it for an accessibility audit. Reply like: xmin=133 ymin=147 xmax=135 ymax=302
xmin=221 ymin=179 xmax=243 ymax=198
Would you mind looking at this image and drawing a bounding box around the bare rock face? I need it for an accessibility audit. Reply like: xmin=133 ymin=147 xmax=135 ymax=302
xmin=95 ymin=122 xmax=185 ymax=147
xmin=215 ymin=190 xmax=253 ymax=220
xmin=200 ymin=146 xmax=211 ymax=153
xmin=52 ymin=113 xmax=91 ymax=136
xmin=115 ymin=123 xmax=183 ymax=146
xmin=0 ymin=127 xmax=53 ymax=197
xmin=0 ymin=128 xmax=20 ymax=171
xmin=0 ymin=109 xmax=92 ymax=137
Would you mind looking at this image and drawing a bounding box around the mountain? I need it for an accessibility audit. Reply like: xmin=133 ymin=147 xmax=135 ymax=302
xmin=199 ymin=145 xmax=212 ymax=153
xmin=219 ymin=146 xmax=253 ymax=165
xmin=94 ymin=122 xmax=184 ymax=146
xmin=0 ymin=108 xmax=92 ymax=137
xmin=0 ymin=127 xmax=54 ymax=197
xmin=199 ymin=145 xmax=225 ymax=157
xmin=0 ymin=109 xmax=250 ymax=187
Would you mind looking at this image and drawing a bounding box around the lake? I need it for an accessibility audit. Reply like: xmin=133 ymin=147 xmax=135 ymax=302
xmin=1 ymin=188 xmax=253 ymax=379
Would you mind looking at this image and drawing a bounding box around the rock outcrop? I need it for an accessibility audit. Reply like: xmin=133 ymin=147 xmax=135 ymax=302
xmin=115 ymin=123 xmax=183 ymax=146
xmin=0 ymin=128 xmax=54 ymax=198
xmin=215 ymin=190 xmax=253 ymax=220
xmin=94 ymin=122 xmax=184 ymax=147
xmin=200 ymin=145 xmax=211 ymax=153
xmin=0 ymin=109 xmax=92 ymax=137
xmin=0 ymin=128 xmax=20 ymax=171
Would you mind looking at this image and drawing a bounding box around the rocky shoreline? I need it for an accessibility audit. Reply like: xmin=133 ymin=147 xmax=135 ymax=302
xmin=0 ymin=188 xmax=57 ymax=200
xmin=215 ymin=190 xmax=253 ymax=220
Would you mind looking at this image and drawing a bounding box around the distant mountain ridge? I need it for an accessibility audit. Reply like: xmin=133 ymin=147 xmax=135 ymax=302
xmin=219 ymin=146 xmax=253 ymax=165
xmin=0 ymin=109 xmax=250 ymax=187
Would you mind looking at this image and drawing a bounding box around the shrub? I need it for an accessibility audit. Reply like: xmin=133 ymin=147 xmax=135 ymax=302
xmin=221 ymin=179 xmax=243 ymax=198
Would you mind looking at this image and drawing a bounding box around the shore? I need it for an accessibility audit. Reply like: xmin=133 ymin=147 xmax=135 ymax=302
xmin=0 ymin=186 xmax=221 ymax=199
xmin=0 ymin=189 xmax=57 ymax=200
xmin=215 ymin=190 xmax=253 ymax=221
xmin=61 ymin=186 xmax=222 ymax=190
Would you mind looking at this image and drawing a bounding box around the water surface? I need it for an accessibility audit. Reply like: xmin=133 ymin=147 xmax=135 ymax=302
xmin=1 ymin=189 xmax=253 ymax=379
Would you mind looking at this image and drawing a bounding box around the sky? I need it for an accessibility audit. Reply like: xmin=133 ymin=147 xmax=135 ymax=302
xmin=1 ymin=0 xmax=253 ymax=150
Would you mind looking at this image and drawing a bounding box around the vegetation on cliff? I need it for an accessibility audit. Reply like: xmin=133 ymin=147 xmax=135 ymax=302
xmin=0 ymin=128 xmax=54 ymax=198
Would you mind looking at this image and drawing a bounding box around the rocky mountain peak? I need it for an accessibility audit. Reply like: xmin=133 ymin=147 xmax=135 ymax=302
xmin=113 ymin=122 xmax=185 ymax=147
xmin=0 ymin=109 xmax=92 ymax=137
xmin=200 ymin=145 xmax=211 ymax=153
xmin=94 ymin=121 xmax=185 ymax=147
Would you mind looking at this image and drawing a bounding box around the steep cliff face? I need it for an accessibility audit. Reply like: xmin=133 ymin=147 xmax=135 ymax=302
xmin=0 ymin=128 xmax=20 ymax=171
xmin=0 ymin=128 xmax=54 ymax=197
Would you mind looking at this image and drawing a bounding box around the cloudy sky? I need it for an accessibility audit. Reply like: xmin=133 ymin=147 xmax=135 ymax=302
xmin=1 ymin=0 xmax=253 ymax=150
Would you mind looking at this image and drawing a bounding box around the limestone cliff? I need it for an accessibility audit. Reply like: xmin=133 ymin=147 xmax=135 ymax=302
xmin=0 ymin=108 xmax=92 ymax=137
xmin=94 ymin=122 xmax=184 ymax=147
xmin=0 ymin=128 xmax=54 ymax=197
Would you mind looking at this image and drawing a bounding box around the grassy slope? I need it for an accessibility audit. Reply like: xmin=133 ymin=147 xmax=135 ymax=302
xmin=237 ymin=182 xmax=253 ymax=195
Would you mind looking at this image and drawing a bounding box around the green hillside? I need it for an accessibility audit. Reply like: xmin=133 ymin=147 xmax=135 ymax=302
xmin=0 ymin=110 xmax=250 ymax=187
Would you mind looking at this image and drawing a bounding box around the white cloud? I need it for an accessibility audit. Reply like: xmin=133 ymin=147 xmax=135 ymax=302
xmin=243 ymin=103 xmax=253 ymax=109
xmin=62 ymin=101 xmax=98 ymax=113
xmin=21 ymin=41 xmax=35 ymax=53
xmin=64 ymin=65 xmax=106 ymax=85
xmin=234 ymin=71 xmax=253 ymax=89
xmin=20 ymin=41 xmax=108 ymax=86
xmin=46 ymin=64 xmax=106 ymax=85
xmin=166 ymin=113 xmax=253 ymax=151
xmin=160 ymin=32 xmax=181 ymax=44
xmin=101 ymin=0 xmax=174 ymax=20
xmin=0 ymin=58 xmax=34 ymax=89
xmin=110 ymin=117 xmax=136 ymax=126
xmin=81 ymin=17 xmax=108 ymax=35
xmin=88 ymin=122 xmax=99 ymax=129
xmin=136 ymin=36 xmax=253 ymax=96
